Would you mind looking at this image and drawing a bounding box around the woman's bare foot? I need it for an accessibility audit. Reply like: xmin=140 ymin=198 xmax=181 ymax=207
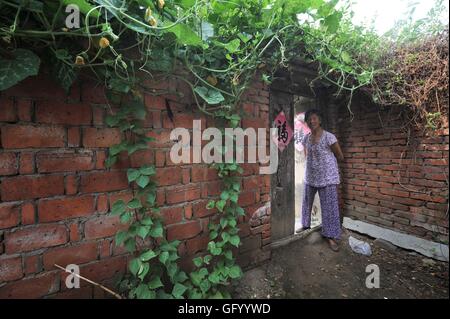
xmin=328 ymin=239 xmax=339 ymax=252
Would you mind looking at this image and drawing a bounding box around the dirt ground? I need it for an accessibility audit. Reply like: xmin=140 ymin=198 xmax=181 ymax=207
xmin=232 ymin=229 xmax=449 ymax=299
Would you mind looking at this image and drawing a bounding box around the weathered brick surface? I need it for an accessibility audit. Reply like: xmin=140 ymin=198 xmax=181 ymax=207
xmin=0 ymin=73 xmax=271 ymax=298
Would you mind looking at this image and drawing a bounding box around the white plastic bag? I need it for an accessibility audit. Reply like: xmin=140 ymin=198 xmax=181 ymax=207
xmin=348 ymin=236 xmax=372 ymax=256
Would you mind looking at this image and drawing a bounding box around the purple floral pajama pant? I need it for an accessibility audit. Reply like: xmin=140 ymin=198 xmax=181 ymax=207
xmin=301 ymin=184 xmax=341 ymax=240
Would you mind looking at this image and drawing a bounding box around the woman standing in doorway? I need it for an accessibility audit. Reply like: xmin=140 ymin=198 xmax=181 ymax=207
xmin=298 ymin=109 xmax=344 ymax=252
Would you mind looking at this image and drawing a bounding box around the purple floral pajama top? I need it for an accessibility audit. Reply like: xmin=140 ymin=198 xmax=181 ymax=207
xmin=301 ymin=130 xmax=340 ymax=187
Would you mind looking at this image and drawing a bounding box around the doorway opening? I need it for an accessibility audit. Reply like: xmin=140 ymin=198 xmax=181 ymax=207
xmin=293 ymin=95 xmax=322 ymax=234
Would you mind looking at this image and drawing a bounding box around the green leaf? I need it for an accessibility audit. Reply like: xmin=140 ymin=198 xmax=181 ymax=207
xmin=203 ymin=255 xmax=212 ymax=265
xmin=228 ymin=265 xmax=242 ymax=279
xmin=209 ymin=230 xmax=218 ymax=240
xmin=221 ymin=232 xmax=230 ymax=242
xmin=0 ymin=49 xmax=40 ymax=91
xmin=206 ymin=200 xmax=215 ymax=209
xmin=120 ymin=212 xmax=132 ymax=223
xmin=111 ymin=200 xmax=126 ymax=215
xmin=193 ymin=257 xmax=203 ymax=267
xmin=341 ymin=51 xmax=352 ymax=64
xmin=140 ymin=250 xmax=157 ymax=261
xmin=134 ymin=283 xmax=153 ymax=299
xmin=216 ymin=200 xmax=226 ymax=212
xmin=230 ymin=193 xmax=238 ymax=203
xmin=159 ymin=251 xmax=169 ymax=265
xmin=127 ymin=169 xmax=141 ymax=182
xmin=141 ymin=216 xmax=154 ymax=226
xmin=208 ymin=272 xmax=220 ymax=284
xmin=136 ymin=175 xmax=150 ymax=188
xmin=229 ymin=235 xmax=240 ymax=247
xmin=148 ymin=276 xmax=164 ymax=289
xmin=164 ymin=22 xmax=204 ymax=47
xmin=50 ymin=50 xmax=77 ymax=93
xmin=174 ymin=271 xmax=188 ymax=283
xmin=115 ymin=230 xmax=128 ymax=245
xmin=124 ymin=237 xmax=136 ymax=252
xmin=105 ymin=156 xmax=117 ymax=168
xmin=220 ymin=218 xmax=228 ymax=228
xmin=137 ymin=225 xmax=150 ymax=239
xmin=224 ymin=250 xmax=233 ymax=260
xmin=137 ymin=262 xmax=150 ymax=280
xmin=146 ymin=192 xmax=156 ymax=205
xmin=149 ymin=222 xmax=163 ymax=238
xmin=129 ymin=258 xmax=142 ymax=276
xmin=199 ymin=279 xmax=211 ymax=294
xmin=140 ymin=165 xmax=156 ymax=175
xmin=109 ymin=143 xmax=125 ymax=156
xmin=194 ymin=86 xmax=225 ymax=105
xmin=236 ymin=207 xmax=245 ymax=216
xmin=172 ymin=283 xmax=187 ymax=298
xmin=220 ymin=191 xmax=230 ymax=201
xmin=127 ymin=198 xmax=142 ymax=209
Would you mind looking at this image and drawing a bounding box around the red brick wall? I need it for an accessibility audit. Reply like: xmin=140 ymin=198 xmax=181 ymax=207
xmin=0 ymin=71 xmax=271 ymax=298
xmin=332 ymin=96 xmax=449 ymax=244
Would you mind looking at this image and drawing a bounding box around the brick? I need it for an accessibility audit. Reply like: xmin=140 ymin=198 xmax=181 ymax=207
xmin=95 ymin=150 xmax=107 ymax=169
xmin=167 ymin=221 xmax=202 ymax=241
xmin=21 ymin=202 xmax=35 ymax=225
xmin=182 ymin=168 xmax=190 ymax=184
xmin=1 ymin=125 xmax=65 ymax=148
xmin=99 ymin=239 xmax=111 ymax=258
xmin=65 ymin=175 xmax=78 ymax=195
xmin=68 ymin=127 xmax=80 ymax=147
xmin=80 ymin=171 xmax=128 ymax=193
xmin=1 ymin=175 xmax=64 ymax=201
xmin=78 ymin=256 xmax=126 ymax=286
xmin=0 ymin=203 xmax=20 ymax=229
xmin=184 ymin=204 xmax=193 ymax=219
xmin=186 ymin=235 xmax=209 ymax=255
xmin=0 ymin=152 xmax=18 ymax=175
xmin=0 ymin=256 xmax=23 ymax=282
xmin=38 ymin=195 xmax=95 ymax=222
xmin=5 ymin=224 xmax=68 ymax=253
xmin=130 ymin=149 xmax=154 ymax=167
xmin=84 ymin=215 xmax=126 ymax=240
xmin=68 ymin=222 xmax=80 ymax=241
xmin=93 ymin=106 xmax=105 ymax=125
xmin=166 ymin=185 xmax=201 ymax=204
xmin=43 ymin=241 xmax=98 ymax=270
xmin=161 ymin=206 xmax=184 ymax=225
xmin=144 ymin=95 xmax=166 ymax=110
xmin=0 ymin=272 xmax=59 ymax=298
xmin=193 ymin=200 xmax=217 ymax=218
xmin=82 ymin=128 xmax=121 ymax=148
xmin=19 ymin=152 xmax=34 ymax=174
xmin=24 ymin=254 xmax=40 ymax=275
xmin=37 ymin=150 xmax=94 ymax=173
xmin=379 ymin=188 xmax=409 ymax=198
xmin=0 ymin=97 xmax=16 ymax=122
xmin=155 ymin=150 xmax=165 ymax=167
xmin=191 ymin=166 xmax=219 ymax=182
xmin=238 ymin=191 xmax=256 ymax=207
xmin=243 ymin=176 xmax=260 ymax=190
xmin=36 ymin=101 xmax=92 ymax=125
xmin=96 ymin=194 xmax=109 ymax=213
xmin=155 ymin=167 xmax=182 ymax=186
xmin=17 ymin=99 xmax=32 ymax=121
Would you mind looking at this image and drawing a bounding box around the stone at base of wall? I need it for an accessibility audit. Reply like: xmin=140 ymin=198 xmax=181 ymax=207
xmin=343 ymin=217 xmax=449 ymax=262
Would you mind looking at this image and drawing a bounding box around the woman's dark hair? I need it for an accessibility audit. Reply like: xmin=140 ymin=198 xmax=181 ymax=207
xmin=304 ymin=108 xmax=323 ymax=124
